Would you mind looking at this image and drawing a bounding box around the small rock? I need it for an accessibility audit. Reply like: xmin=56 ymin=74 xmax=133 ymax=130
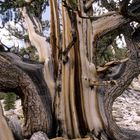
xmin=30 ymin=131 xmax=49 ymax=140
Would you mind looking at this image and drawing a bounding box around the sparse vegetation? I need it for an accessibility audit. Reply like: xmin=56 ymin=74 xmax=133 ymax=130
xmin=0 ymin=92 xmax=6 ymax=100
xmin=3 ymin=93 xmax=16 ymax=111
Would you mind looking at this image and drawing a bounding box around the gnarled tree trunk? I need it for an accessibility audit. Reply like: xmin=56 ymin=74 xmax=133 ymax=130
xmin=0 ymin=53 xmax=53 ymax=138
xmin=1 ymin=0 xmax=140 ymax=140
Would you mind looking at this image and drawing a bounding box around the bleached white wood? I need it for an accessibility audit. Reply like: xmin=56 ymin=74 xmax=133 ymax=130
xmin=22 ymin=8 xmax=55 ymax=101
xmin=0 ymin=102 xmax=14 ymax=140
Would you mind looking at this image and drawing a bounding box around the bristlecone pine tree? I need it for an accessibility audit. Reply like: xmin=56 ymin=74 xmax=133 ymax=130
xmin=0 ymin=0 xmax=140 ymax=140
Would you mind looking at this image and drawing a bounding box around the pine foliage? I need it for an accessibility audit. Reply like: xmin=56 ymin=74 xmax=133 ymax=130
xmin=3 ymin=93 xmax=16 ymax=111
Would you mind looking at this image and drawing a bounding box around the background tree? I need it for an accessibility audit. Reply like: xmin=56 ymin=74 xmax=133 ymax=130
xmin=0 ymin=0 xmax=140 ymax=140
xmin=0 ymin=92 xmax=6 ymax=100
xmin=3 ymin=93 xmax=16 ymax=111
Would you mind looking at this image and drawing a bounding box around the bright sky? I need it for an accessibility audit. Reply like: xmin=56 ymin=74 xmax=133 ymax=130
xmin=0 ymin=3 xmax=125 ymax=49
xmin=42 ymin=6 xmax=50 ymax=20
xmin=0 ymin=6 xmax=50 ymax=48
xmin=0 ymin=25 xmax=26 ymax=48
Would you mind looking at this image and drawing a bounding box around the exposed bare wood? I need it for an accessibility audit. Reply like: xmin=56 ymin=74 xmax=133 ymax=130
xmin=70 ymin=1 xmax=105 ymax=137
xmin=77 ymin=14 xmax=103 ymax=136
xmin=63 ymin=1 xmax=117 ymax=21
xmin=97 ymin=58 xmax=128 ymax=69
xmin=62 ymin=33 xmax=77 ymax=57
xmin=92 ymin=13 xmax=131 ymax=63
xmin=50 ymin=0 xmax=60 ymax=80
xmin=1 ymin=0 xmax=140 ymax=139
xmin=55 ymin=2 xmax=80 ymax=138
xmin=77 ymin=11 xmax=117 ymax=20
xmin=93 ymin=14 xmax=130 ymax=40
xmin=22 ymin=7 xmax=55 ymax=103
xmin=0 ymin=102 xmax=14 ymax=140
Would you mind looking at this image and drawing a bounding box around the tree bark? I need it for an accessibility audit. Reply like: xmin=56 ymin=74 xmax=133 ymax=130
xmin=1 ymin=0 xmax=140 ymax=140
xmin=0 ymin=52 xmax=54 ymax=138
xmin=50 ymin=0 xmax=60 ymax=80
xmin=22 ymin=7 xmax=55 ymax=103
xmin=102 ymin=31 xmax=140 ymax=140
xmin=52 ymin=0 xmax=140 ymax=139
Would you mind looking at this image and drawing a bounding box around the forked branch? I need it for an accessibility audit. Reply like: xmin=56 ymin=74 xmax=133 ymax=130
xmin=78 ymin=11 xmax=117 ymax=20
xmin=102 ymin=26 xmax=140 ymax=140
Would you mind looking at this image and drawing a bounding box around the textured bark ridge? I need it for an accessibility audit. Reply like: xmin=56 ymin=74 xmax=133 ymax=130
xmin=0 ymin=52 xmax=53 ymax=138
xmin=22 ymin=7 xmax=55 ymax=103
xmin=52 ymin=0 xmax=140 ymax=139
xmin=102 ymin=32 xmax=140 ymax=140
xmin=0 ymin=36 xmax=140 ymax=140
